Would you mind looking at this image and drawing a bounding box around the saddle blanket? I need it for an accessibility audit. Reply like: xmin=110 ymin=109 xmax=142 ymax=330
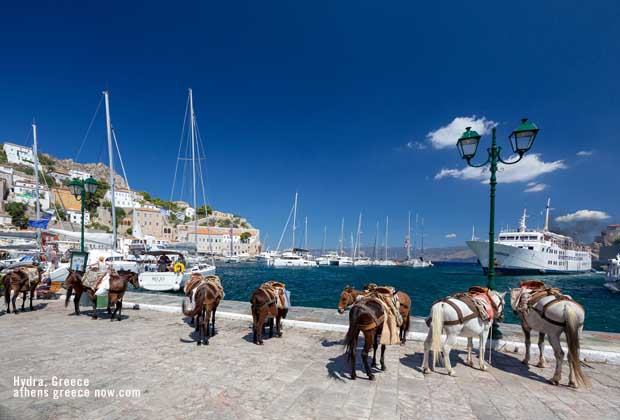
xmin=472 ymin=292 xmax=495 ymax=321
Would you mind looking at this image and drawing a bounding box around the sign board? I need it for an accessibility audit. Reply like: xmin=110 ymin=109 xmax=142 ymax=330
xmin=70 ymin=251 xmax=89 ymax=272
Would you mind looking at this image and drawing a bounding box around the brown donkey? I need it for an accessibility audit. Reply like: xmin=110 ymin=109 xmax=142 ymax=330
xmin=64 ymin=269 xmax=139 ymax=320
xmin=182 ymin=274 xmax=224 ymax=345
xmin=3 ymin=266 xmax=41 ymax=313
xmin=338 ymin=285 xmax=411 ymax=344
xmin=343 ymin=297 xmax=386 ymax=380
xmin=250 ymin=281 xmax=289 ymax=345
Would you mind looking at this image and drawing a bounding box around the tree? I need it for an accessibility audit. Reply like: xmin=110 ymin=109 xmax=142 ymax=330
xmin=37 ymin=153 xmax=55 ymax=166
xmin=196 ymin=205 xmax=212 ymax=218
xmin=240 ymin=232 xmax=252 ymax=243
xmin=84 ymin=179 xmax=108 ymax=214
xmin=114 ymin=207 xmax=127 ymax=228
xmin=56 ymin=208 xmax=67 ymax=222
xmin=6 ymin=202 xmax=29 ymax=229
xmin=0 ymin=147 xmax=7 ymax=163
xmin=126 ymin=227 xmax=133 ymax=235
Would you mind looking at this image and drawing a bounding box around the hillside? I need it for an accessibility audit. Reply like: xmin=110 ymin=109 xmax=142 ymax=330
xmin=40 ymin=153 xmax=128 ymax=189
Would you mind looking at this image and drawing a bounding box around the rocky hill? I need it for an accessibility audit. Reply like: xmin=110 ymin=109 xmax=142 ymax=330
xmin=41 ymin=153 xmax=128 ymax=189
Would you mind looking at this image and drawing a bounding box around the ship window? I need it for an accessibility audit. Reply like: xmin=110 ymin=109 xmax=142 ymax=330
xmin=528 ymin=247 xmax=534 ymax=250
xmin=507 ymin=236 xmax=515 ymax=240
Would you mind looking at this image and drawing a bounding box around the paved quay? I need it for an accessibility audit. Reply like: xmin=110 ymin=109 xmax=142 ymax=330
xmin=2 ymin=299 xmax=620 ymax=420
xmin=124 ymin=291 xmax=620 ymax=364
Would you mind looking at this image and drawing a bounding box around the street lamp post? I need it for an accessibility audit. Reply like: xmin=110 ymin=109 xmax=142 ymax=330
xmin=456 ymin=118 xmax=540 ymax=338
xmin=68 ymin=177 xmax=99 ymax=252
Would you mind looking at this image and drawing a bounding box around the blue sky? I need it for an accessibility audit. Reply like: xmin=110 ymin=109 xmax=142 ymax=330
xmin=1 ymin=1 xmax=618 ymax=248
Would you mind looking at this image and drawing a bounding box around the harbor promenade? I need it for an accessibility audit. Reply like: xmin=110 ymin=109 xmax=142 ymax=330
xmin=1 ymin=296 xmax=619 ymax=420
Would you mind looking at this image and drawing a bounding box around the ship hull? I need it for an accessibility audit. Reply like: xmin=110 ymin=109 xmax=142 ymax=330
xmin=467 ymin=240 xmax=591 ymax=276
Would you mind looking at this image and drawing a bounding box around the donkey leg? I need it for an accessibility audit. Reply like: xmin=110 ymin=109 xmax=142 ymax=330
xmin=257 ymin=312 xmax=266 ymax=345
xmin=371 ymin=331 xmax=379 ymax=367
xmin=536 ymin=333 xmax=546 ymax=368
xmin=548 ymin=334 xmax=564 ymax=385
xmin=276 ymin=314 xmax=282 ymax=338
xmin=479 ymin=330 xmax=488 ymax=372
xmin=350 ymin=334 xmax=358 ymax=380
xmin=29 ymin=288 xmax=35 ymax=311
xmin=422 ymin=331 xmax=432 ymax=374
xmin=522 ymin=325 xmax=531 ymax=365
xmin=203 ymin=309 xmax=210 ymax=345
xmin=362 ymin=331 xmax=375 ymax=381
xmin=21 ymin=291 xmax=26 ymax=311
xmin=443 ymin=334 xmax=458 ymax=376
xmin=92 ymin=296 xmax=98 ymax=319
xmin=211 ymin=307 xmax=217 ymax=336
xmin=466 ymin=338 xmax=474 ymax=366
xmin=117 ymin=300 xmax=123 ymax=321
xmin=74 ymin=290 xmax=81 ymax=315
xmin=12 ymin=291 xmax=18 ymax=314
xmin=380 ymin=344 xmax=387 ymax=371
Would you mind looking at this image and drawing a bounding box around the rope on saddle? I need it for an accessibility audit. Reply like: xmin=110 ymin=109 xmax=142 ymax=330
xmin=425 ymin=293 xmax=481 ymax=327
xmin=526 ymin=289 xmax=582 ymax=327
xmin=352 ymin=299 xmax=385 ymax=330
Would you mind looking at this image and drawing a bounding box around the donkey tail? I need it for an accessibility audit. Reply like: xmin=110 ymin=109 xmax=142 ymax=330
xmin=431 ymin=303 xmax=444 ymax=370
xmin=343 ymin=311 xmax=360 ymax=364
xmin=565 ymin=304 xmax=590 ymax=388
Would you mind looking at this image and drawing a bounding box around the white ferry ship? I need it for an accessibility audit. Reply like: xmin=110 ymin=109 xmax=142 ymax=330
xmin=467 ymin=199 xmax=592 ymax=275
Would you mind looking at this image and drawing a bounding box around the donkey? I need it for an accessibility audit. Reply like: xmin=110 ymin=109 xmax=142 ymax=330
xmin=338 ymin=285 xmax=412 ymax=344
xmin=3 ymin=266 xmax=41 ymax=313
xmin=182 ymin=275 xmax=224 ymax=345
xmin=64 ymin=269 xmax=139 ymax=320
xmin=511 ymin=285 xmax=590 ymax=388
xmin=421 ymin=289 xmax=506 ymax=376
xmin=342 ymin=297 xmax=386 ymax=380
xmin=250 ymin=282 xmax=288 ymax=345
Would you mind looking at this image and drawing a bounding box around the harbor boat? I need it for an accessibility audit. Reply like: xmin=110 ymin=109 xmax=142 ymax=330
xmin=257 ymin=250 xmax=280 ymax=266
xmin=316 ymin=251 xmax=338 ymax=266
xmin=330 ymin=255 xmax=353 ymax=266
xmin=402 ymin=211 xmax=433 ymax=268
xmin=467 ymin=199 xmax=592 ymax=275
xmin=604 ymin=254 xmax=620 ymax=293
xmin=138 ymin=250 xmax=214 ymax=292
xmin=270 ymin=249 xmax=317 ymax=267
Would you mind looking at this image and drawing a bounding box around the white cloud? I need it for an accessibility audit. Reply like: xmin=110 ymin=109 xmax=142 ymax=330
xmin=576 ymin=150 xmax=593 ymax=157
xmin=555 ymin=210 xmax=610 ymax=223
xmin=426 ymin=116 xmax=496 ymax=149
xmin=434 ymin=153 xmax=566 ymax=183
xmin=445 ymin=233 xmax=457 ymax=239
xmin=524 ymin=183 xmax=547 ymax=193
xmin=406 ymin=141 xmax=427 ymax=150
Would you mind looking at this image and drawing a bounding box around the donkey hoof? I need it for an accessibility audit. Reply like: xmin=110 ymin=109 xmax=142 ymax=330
xmin=423 ymin=368 xmax=431 ymax=375
xmin=351 ymin=374 xmax=356 ymax=380
xmin=197 ymin=341 xmax=202 ymax=346
xmin=480 ymin=365 xmax=488 ymax=372
xmin=548 ymin=378 xmax=559 ymax=386
xmin=381 ymin=365 xmax=387 ymax=372
xmin=568 ymin=381 xmax=577 ymax=389
xmin=371 ymin=362 xmax=377 ymax=368
xmin=368 ymin=374 xmax=376 ymax=381
xmin=448 ymin=370 xmax=456 ymax=377
xmin=536 ymin=362 xmax=546 ymax=368
xmin=522 ymin=359 xmax=529 ymax=365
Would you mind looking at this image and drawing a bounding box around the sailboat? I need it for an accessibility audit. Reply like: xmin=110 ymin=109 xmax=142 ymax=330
xmin=402 ymin=211 xmax=433 ymax=268
xmin=352 ymin=213 xmax=371 ymax=266
xmin=139 ymin=89 xmax=215 ymax=291
xmin=269 ymin=192 xmax=316 ymax=267
xmin=374 ymin=216 xmax=396 ymax=266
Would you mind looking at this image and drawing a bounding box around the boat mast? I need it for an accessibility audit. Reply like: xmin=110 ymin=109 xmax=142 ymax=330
xmin=230 ymin=223 xmax=234 ymax=257
xmin=304 ymin=216 xmax=308 ymax=250
xmin=189 ymin=88 xmax=198 ymax=247
xmin=385 ymin=216 xmax=389 ymax=261
xmin=373 ymin=221 xmax=379 ymax=260
xmin=414 ymin=213 xmax=419 ymax=258
xmin=407 ymin=211 xmax=411 ymax=260
xmin=321 ymin=225 xmax=326 ymax=255
xmin=543 ymin=197 xmax=551 ymax=232
xmin=32 ymin=120 xmax=41 ymax=251
xmin=103 ymin=91 xmax=117 ymax=250
xmin=421 ymin=216 xmax=425 ymax=258
xmin=354 ymin=213 xmax=362 ymax=259
xmin=291 ymin=192 xmax=298 ymax=249
xmin=339 ymin=218 xmax=344 ymax=256
xmin=519 ymin=208 xmax=528 ymax=232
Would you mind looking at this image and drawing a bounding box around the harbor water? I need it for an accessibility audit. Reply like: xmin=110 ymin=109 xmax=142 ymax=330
xmin=140 ymin=262 xmax=619 ymax=333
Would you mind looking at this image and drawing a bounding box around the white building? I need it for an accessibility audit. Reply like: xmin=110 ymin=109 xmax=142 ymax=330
xmin=68 ymin=169 xmax=92 ymax=180
xmin=3 ymin=143 xmax=35 ymax=167
xmin=48 ymin=170 xmax=71 ymax=184
xmin=176 ymin=225 xmax=261 ymax=256
xmin=184 ymin=207 xmax=196 ymax=219
xmin=12 ymin=180 xmax=51 ymax=210
xmin=104 ymin=188 xmax=140 ymax=209
xmin=67 ymin=210 xmax=90 ymax=225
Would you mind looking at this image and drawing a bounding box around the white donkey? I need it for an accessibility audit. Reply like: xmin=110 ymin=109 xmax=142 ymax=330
xmin=422 ymin=289 xmax=505 ymax=376
xmin=511 ymin=285 xmax=590 ymax=388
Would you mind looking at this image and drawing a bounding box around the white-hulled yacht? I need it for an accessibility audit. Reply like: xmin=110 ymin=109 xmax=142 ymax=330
xmin=270 ymin=250 xmax=317 ymax=268
xmin=467 ymin=199 xmax=592 ymax=275
xmin=604 ymin=254 xmax=620 ymax=293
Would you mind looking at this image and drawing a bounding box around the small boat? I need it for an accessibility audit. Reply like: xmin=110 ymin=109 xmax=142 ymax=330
xmin=270 ymin=250 xmax=317 ymax=268
xmin=604 ymin=254 xmax=620 ymax=293
xmin=138 ymin=250 xmax=215 ymax=292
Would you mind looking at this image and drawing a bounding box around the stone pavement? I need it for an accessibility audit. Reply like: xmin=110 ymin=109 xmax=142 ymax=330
xmin=122 ymin=291 xmax=620 ymax=360
xmin=1 ymin=300 xmax=620 ymax=420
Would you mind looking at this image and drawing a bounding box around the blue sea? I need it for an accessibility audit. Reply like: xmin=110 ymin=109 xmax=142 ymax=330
xmin=205 ymin=262 xmax=619 ymax=333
